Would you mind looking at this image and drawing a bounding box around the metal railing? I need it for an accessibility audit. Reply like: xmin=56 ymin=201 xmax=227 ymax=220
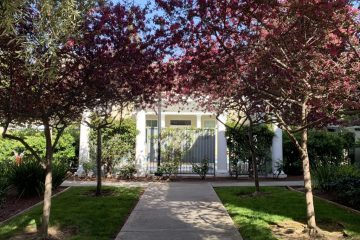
xmin=146 ymin=127 xmax=216 ymax=174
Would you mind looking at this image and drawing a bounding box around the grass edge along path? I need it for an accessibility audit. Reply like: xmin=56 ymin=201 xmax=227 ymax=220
xmin=215 ymin=186 xmax=360 ymax=240
xmin=0 ymin=186 xmax=142 ymax=240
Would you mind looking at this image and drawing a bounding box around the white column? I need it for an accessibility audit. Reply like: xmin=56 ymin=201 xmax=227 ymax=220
xmin=216 ymin=114 xmax=228 ymax=176
xmin=161 ymin=113 xmax=166 ymax=128
xmin=271 ymin=124 xmax=287 ymax=178
xmin=77 ymin=111 xmax=91 ymax=177
xmin=79 ymin=111 xmax=91 ymax=164
xmin=196 ymin=114 xmax=202 ymax=128
xmin=136 ymin=110 xmax=147 ymax=176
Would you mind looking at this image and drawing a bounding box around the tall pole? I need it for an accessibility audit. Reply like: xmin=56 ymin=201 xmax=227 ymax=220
xmin=157 ymin=95 xmax=161 ymax=168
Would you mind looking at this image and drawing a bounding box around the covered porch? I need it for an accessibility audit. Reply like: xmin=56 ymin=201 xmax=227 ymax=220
xmin=135 ymin=110 xmax=229 ymax=176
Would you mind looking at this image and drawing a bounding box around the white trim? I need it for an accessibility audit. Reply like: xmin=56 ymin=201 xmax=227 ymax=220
xmin=216 ymin=114 xmax=228 ymax=175
xmin=144 ymin=111 xmax=215 ymax=115
xmin=135 ymin=110 xmax=147 ymax=176
xmin=196 ymin=114 xmax=202 ymax=128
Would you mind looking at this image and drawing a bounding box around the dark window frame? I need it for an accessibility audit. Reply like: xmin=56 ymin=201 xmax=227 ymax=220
xmin=170 ymin=120 xmax=192 ymax=126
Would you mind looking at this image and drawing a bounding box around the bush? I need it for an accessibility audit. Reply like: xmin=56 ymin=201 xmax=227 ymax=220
xmin=53 ymin=161 xmax=71 ymax=189
xmin=119 ymin=164 xmax=137 ymax=179
xmin=313 ymin=164 xmax=360 ymax=210
xmin=0 ymin=127 xmax=79 ymax=168
xmin=0 ymin=161 xmax=10 ymax=208
xmin=158 ymin=157 xmax=180 ymax=178
xmin=152 ymin=128 xmax=193 ymax=178
xmin=192 ymin=158 xmax=209 ymax=180
xmin=8 ymin=160 xmax=45 ymax=197
xmin=283 ymin=130 xmax=355 ymax=175
xmin=8 ymin=159 xmax=70 ymax=197
xmin=226 ymin=124 xmax=274 ymax=177
xmin=83 ymin=161 xmax=96 ymax=175
xmin=89 ymin=118 xmax=137 ymax=175
xmin=328 ymin=177 xmax=360 ymax=209
xmin=0 ymin=184 xmax=6 ymax=208
xmin=312 ymin=164 xmax=337 ymax=191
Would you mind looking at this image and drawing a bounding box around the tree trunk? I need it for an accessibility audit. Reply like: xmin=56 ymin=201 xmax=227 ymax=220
xmin=96 ymin=128 xmax=102 ymax=196
xmin=300 ymin=128 xmax=317 ymax=232
xmin=42 ymin=122 xmax=53 ymax=239
xmin=248 ymin=123 xmax=260 ymax=194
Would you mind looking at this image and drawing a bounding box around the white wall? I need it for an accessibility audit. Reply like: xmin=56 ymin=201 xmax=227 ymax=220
xmin=135 ymin=110 xmax=147 ymax=176
xmin=78 ymin=111 xmax=91 ymax=164
xmin=271 ymin=124 xmax=286 ymax=177
xmin=216 ymin=114 xmax=228 ymax=175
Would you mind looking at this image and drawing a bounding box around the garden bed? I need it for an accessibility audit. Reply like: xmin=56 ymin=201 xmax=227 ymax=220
xmin=0 ymin=187 xmax=67 ymax=223
xmin=215 ymin=186 xmax=360 ymax=240
xmin=291 ymin=186 xmax=360 ymax=212
xmin=0 ymin=186 xmax=142 ymax=239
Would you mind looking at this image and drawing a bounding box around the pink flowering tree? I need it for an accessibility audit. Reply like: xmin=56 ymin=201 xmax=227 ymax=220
xmin=156 ymin=0 xmax=360 ymax=234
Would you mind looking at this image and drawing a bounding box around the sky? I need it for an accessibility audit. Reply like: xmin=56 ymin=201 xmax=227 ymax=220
xmin=111 ymin=0 xmax=149 ymax=6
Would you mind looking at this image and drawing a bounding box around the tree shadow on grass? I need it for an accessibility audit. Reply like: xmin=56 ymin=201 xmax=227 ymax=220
xmin=0 ymin=187 xmax=142 ymax=240
xmin=215 ymin=186 xmax=360 ymax=240
xmin=0 ymin=212 xmax=42 ymax=239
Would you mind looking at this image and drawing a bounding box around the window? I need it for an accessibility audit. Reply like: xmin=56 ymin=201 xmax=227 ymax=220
xmin=204 ymin=120 xmax=216 ymax=128
xmin=170 ymin=120 xmax=192 ymax=126
xmin=146 ymin=120 xmax=158 ymax=128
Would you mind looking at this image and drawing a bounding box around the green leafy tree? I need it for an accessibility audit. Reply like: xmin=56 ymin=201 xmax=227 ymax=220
xmin=0 ymin=1 xmax=95 ymax=238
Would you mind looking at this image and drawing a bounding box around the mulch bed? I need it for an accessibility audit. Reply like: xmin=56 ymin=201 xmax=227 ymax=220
xmin=292 ymin=187 xmax=337 ymax=202
xmin=291 ymin=187 xmax=360 ymax=212
xmin=0 ymin=187 xmax=67 ymax=223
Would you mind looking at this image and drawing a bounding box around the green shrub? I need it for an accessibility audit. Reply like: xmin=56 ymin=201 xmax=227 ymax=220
xmin=313 ymin=164 xmax=360 ymax=210
xmin=8 ymin=160 xmax=45 ymax=197
xmin=8 ymin=159 xmax=70 ymax=197
xmin=192 ymin=158 xmax=209 ymax=180
xmin=52 ymin=161 xmax=71 ymax=189
xmin=313 ymin=164 xmax=360 ymax=190
xmin=0 ymin=161 xmax=10 ymax=208
xmin=226 ymin=124 xmax=274 ymax=177
xmin=312 ymin=164 xmax=337 ymax=191
xmin=0 ymin=127 xmax=79 ymax=167
xmin=328 ymin=177 xmax=360 ymax=210
xmin=283 ymin=130 xmax=355 ymax=175
xmin=158 ymin=157 xmax=180 ymax=178
xmin=0 ymin=185 xmax=6 ymax=208
xmin=83 ymin=161 xmax=96 ymax=175
xmin=89 ymin=118 xmax=137 ymax=175
xmin=152 ymin=128 xmax=193 ymax=178
xmin=119 ymin=164 xmax=137 ymax=179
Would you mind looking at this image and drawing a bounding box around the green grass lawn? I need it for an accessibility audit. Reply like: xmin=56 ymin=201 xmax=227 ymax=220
xmin=0 ymin=186 xmax=142 ymax=240
xmin=215 ymin=187 xmax=360 ymax=240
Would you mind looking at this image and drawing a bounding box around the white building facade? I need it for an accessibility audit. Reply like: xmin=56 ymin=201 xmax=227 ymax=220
xmin=78 ymin=102 xmax=286 ymax=177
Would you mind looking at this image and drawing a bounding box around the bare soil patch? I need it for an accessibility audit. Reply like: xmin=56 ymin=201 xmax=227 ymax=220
xmin=8 ymin=225 xmax=77 ymax=240
xmin=0 ymin=187 xmax=67 ymax=223
xmin=270 ymin=220 xmax=348 ymax=240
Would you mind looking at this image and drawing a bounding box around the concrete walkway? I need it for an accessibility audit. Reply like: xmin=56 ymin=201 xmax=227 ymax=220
xmin=61 ymin=180 xmax=304 ymax=239
xmin=115 ymin=182 xmax=243 ymax=240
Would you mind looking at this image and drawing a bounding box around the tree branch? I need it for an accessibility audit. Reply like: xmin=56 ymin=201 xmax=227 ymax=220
xmin=52 ymin=125 xmax=66 ymax=149
xmin=2 ymin=122 xmax=42 ymax=162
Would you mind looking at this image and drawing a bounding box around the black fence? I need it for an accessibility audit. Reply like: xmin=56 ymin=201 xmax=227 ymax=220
xmin=146 ymin=128 xmax=216 ymax=175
